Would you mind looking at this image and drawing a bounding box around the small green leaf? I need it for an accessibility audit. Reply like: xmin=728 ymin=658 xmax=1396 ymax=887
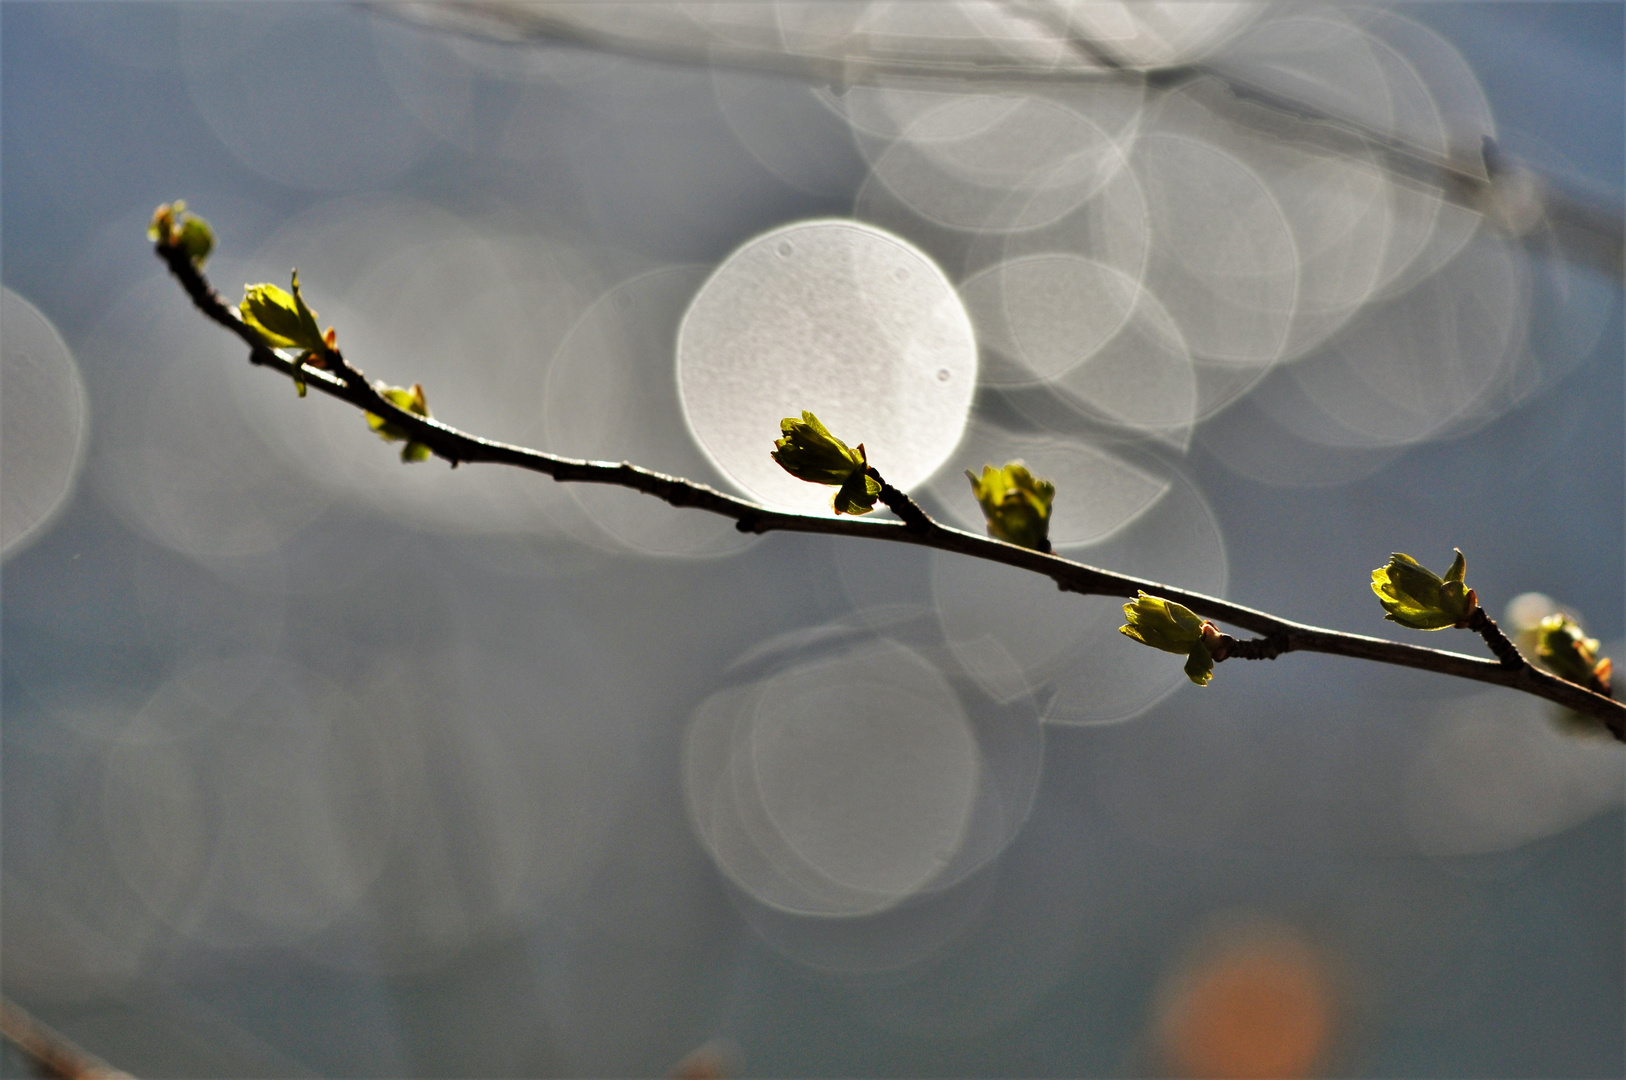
xmin=1370 ymin=550 xmax=1476 ymax=630
xmin=831 ymin=469 xmax=882 ymax=516
xmin=240 ymin=271 xmax=326 ymax=354
xmin=147 ymin=202 xmax=175 ymax=243
xmin=965 ymin=462 xmax=1054 ymax=550
xmin=365 ymin=383 xmax=433 ymax=463
xmin=1183 ymin=643 xmax=1215 ymax=686
xmin=288 ymin=271 xmax=323 ymax=347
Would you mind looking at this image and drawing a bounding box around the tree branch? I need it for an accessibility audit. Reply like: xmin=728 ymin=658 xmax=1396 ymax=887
xmin=154 ymin=238 xmax=1626 ymax=740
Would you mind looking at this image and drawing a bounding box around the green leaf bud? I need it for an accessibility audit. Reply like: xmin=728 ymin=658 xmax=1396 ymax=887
xmin=1536 ymin=614 xmax=1612 ymax=693
xmin=1121 ymin=592 xmax=1205 ymax=653
xmin=965 ymin=462 xmax=1054 ymax=550
xmin=1370 ymin=550 xmax=1477 ymax=630
xmin=175 ymin=214 xmax=214 ymax=266
xmin=239 ymin=270 xmax=326 ymax=354
xmin=148 ymin=200 xmax=214 ymax=267
xmin=365 ymin=383 xmax=433 ymax=463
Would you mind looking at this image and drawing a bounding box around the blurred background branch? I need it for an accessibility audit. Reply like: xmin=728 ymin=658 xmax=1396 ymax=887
xmin=1 ymin=998 xmax=133 ymax=1080
xmin=391 ymin=0 xmax=1623 ymax=278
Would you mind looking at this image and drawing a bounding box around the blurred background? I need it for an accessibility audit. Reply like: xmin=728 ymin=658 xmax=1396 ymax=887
xmin=2 ymin=3 xmax=1621 ymax=1076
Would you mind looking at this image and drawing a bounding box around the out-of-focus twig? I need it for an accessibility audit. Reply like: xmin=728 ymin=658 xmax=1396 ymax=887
xmin=0 ymin=998 xmax=134 ymax=1080
xmin=381 ymin=1 xmax=1623 ymax=280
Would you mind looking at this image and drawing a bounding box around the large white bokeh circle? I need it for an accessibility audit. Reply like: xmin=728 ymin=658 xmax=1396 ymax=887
xmin=678 ymin=220 xmax=977 ymax=515
xmin=2 ymin=288 xmax=88 ymax=557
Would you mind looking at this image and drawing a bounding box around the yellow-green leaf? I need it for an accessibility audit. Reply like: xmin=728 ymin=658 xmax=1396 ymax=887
xmin=831 ymin=469 xmax=882 ymax=516
xmin=1183 ymin=643 xmax=1215 ymax=686
xmin=147 ymin=202 xmax=176 ymax=243
xmin=965 ymin=461 xmax=1054 ymax=550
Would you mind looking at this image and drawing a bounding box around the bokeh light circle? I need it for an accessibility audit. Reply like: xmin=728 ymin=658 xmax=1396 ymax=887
xmin=684 ymin=639 xmax=983 ymax=917
xmin=545 ymin=266 xmax=761 ymax=558
xmin=1 ymin=289 xmax=88 ymax=557
xmin=677 ymin=220 xmax=976 ymax=515
xmin=181 ymin=5 xmax=432 ymax=191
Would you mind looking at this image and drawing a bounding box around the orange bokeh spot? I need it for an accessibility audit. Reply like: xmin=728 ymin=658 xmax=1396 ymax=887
xmin=1157 ymin=927 xmax=1335 ymax=1079
xmin=669 ymin=1040 xmax=738 ymax=1080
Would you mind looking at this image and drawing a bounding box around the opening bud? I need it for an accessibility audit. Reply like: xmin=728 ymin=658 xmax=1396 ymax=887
xmin=770 ymin=411 xmax=880 ymax=515
xmin=239 ymin=270 xmax=326 ymax=355
xmin=1536 ymin=614 xmax=1612 ymax=695
xmin=366 ymin=383 xmax=434 ymax=463
xmin=1370 ymin=549 xmax=1476 ymax=630
xmin=1120 ymin=592 xmax=1216 ymax=686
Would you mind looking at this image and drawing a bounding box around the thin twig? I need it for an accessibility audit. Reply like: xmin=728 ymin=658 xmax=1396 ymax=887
xmin=154 ymin=240 xmax=1626 ymax=740
xmin=0 ymin=998 xmax=133 ymax=1080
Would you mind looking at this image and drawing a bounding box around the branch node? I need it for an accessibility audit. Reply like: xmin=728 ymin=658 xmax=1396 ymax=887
xmin=869 ymin=467 xmax=932 ymax=533
xmin=1208 ymin=629 xmax=1291 ymax=663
